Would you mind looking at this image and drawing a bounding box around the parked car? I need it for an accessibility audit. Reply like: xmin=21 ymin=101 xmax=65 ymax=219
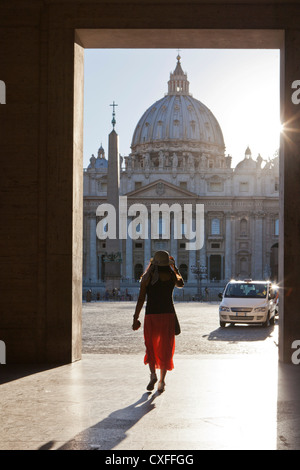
xmin=218 ymin=279 xmax=276 ymax=328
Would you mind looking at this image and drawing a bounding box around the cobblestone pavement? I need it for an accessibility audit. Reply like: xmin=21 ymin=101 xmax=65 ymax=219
xmin=82 ymin=301 xmax=279 ymax=357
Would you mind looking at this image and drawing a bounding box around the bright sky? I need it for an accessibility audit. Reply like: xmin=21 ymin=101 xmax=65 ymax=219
xmin=83 ymin=48 xmax=280 ymax=169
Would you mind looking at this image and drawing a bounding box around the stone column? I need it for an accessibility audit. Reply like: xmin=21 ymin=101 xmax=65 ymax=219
xmin=225 ymin=212 xmax=232 ymax=281
xmin=126 ymin=217 xmax=133 ymax=281
xmin=253 ymin=213 xmax=263 ymax=279
xmin=170 ymin=215 xmax=178 ymax=261
xmin=199 ymin=225 xmax=207 ymax=285
xmin=89 ymin=214 xmax=97 ymax=282
xmin=188 ymin=248 xmax=196 ymax=284
xmin=231 ymin=216 xmax=236 ymax=278
xmin=187 ymin=215 xmax=197 ymax=284
xmin=144 ymin=216 xmax=151 ymax=270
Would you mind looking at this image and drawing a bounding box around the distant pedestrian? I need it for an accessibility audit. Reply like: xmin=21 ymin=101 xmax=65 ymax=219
xmin=132 ymin=250 xmax=184 ymax=393
xmin=86 ymin=289 xmax=92 ymax=302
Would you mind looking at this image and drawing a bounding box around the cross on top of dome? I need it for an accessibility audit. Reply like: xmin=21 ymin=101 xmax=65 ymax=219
xmin=110 ymin=101 xmax=118 ymax=129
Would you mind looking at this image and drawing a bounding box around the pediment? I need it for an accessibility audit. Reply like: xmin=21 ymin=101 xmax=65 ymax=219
xmin=125 ymin=179 xmax=197 ymax=199
xmin=205 ymin=174 xmax=226 ymax=182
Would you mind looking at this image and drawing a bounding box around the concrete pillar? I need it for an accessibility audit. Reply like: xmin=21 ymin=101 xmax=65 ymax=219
xmin=279 ymin=30 xmax=300 ymax=362
xmin=225 ymin=213 xmax=232 ymax=281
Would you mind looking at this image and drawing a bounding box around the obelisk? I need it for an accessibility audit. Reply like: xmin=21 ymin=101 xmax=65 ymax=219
xmin=105 ymin=102 xmax=122 ymax=292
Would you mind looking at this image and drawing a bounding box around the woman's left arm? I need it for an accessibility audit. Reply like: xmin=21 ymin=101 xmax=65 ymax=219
xmin=175 ymin=274 xmax=184 ymax=288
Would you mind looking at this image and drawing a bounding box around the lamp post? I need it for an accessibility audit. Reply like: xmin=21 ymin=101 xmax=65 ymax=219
xmin=191 ymin=262 xmax=207 ymax=301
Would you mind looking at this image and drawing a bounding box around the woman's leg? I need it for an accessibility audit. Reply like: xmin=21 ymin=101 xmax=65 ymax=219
xmin=158 ymin=369 xmax=167 ymax=392
xmin=147 ymin=364 xmax=157 ymax=391
xmin=160 ymin=369 xmax=167 ymax=382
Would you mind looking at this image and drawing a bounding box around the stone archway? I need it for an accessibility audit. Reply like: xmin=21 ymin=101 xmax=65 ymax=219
xmin=3 ymin=1 xmax=300 ymax=364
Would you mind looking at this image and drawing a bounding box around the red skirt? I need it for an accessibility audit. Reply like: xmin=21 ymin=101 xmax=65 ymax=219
xmin=144 ymin=313 xmax=175 ymax=371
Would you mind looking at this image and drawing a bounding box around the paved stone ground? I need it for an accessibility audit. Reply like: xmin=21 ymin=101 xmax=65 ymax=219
xmin=3 ymin=303 xmax=298 ymax=451
xmin=82 ymin=301 xmax=279 ymax=357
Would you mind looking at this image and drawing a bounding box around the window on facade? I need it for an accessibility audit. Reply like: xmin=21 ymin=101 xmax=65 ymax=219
xmin=240 ymin=218 xmax=248 ymax=237
xmin=179 ymin=264 xmax=188 ymax=282
xmin=134 ymin=264 xmax=144 ymax=281
xmin=99 ymin=181 xmax=107 ymax=192
xmin=209 ymin=255 xmax=222 ymax=281
xmin=180 ymin=181 xmax=187 ymax=190
xmin=211 ymin=218 xmax=220 ymax=235
xmin=240 ymin=257 xmax=249 ymax=276
xmin=135 ymin=181 xmax=142 ymax=190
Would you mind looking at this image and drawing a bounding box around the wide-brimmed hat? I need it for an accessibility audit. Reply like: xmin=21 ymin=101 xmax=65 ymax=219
xmin=150 ymin=250 xmax=173 ymax=267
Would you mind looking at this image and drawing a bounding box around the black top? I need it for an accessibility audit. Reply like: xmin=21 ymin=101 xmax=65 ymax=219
xmin=145 ymin=275 xmax=176 ymax=315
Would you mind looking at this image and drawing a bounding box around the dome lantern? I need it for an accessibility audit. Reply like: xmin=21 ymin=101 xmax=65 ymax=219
xmin=245 ymin=146 xmax=252 ymax=159
xmin=167 ymin=55 xmax=190 ymax=95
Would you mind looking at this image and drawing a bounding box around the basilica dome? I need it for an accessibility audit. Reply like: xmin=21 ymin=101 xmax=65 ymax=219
xmin=131 ymin=56 xmax=225 ymax=156
xmin=87 ymin=144 xmax=108 ymax=170
xmin=235 ymin=147 xmax=257 ymax=172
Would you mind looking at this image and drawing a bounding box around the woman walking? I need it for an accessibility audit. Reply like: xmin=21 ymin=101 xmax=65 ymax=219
xmin=132 ymin=250 xmax=184 ymax=392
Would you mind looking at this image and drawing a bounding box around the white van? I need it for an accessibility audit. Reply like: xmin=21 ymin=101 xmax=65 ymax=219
xmin=219 ymin=280 xmax=276 ymax=328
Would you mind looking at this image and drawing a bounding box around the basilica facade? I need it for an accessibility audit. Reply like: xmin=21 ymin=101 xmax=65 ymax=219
xmin=83 ymin=56 xmax=279 ymax=299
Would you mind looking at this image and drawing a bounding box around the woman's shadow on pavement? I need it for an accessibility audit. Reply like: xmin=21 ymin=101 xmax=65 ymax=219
xmin=41 ymin=391 xmax=159 ymax=450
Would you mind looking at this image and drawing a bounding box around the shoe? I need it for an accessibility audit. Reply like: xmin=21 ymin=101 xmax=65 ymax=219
xmin=157 ymin=381 xmax=165 ymax=393
xmin=147 ymin=373 xmax=157 ymax=391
